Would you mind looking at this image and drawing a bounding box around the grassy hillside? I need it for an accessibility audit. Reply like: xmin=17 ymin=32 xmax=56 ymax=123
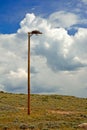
xmin=0 ymin=91 xmax=87 ymax=130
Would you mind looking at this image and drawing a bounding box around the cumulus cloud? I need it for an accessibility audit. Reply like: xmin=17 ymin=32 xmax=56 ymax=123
xmin=0 ymin=12 xmax=87 ymax=97
xmin=3 ymin=69 xmax=27 ymax=93
xmin=20 ymin=13 xmax=86 ymax=70
xmin=48 ymin=11 xmax=79 ymax=28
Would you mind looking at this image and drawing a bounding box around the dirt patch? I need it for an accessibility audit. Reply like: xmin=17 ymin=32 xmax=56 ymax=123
xmin=48 ymin=110 xmax=77 ymax=115
xmin=17 ymin=107 xmax=26 ymax=110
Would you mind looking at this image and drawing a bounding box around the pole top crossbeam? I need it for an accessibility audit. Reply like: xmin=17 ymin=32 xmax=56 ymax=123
xmin=28 ymin=30 xmax=42 ymax=36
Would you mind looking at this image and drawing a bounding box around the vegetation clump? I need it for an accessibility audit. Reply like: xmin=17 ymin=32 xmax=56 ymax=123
xmin=20 ymin=123 xmax=28 ymax=130
xmin=2 ymin=126 xmax=9 ymax=130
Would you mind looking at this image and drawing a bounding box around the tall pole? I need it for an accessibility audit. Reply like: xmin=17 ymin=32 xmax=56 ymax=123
xmin=27 ymin=30 xmax=42 ymax=115
xmin=28 ymin=32 xmax=30 ymax=115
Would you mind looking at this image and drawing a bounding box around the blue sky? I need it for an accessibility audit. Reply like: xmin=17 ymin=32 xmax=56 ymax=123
xmin=0 ymin=0 xmax=86 ymax=33
xmin=0 ymin=0 xmax=87 ymax=97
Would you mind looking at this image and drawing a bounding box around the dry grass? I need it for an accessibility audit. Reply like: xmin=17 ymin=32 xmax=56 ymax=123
xmin=0 ymin=91 xmax=87 ymax=129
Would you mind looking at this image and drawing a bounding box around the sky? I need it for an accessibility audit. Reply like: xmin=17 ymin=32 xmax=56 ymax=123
xmin=0 ymin=0 xmax=87 ymax=97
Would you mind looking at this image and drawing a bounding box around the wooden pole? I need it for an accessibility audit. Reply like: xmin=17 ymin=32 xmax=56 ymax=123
xmin=27 ymin=30 xmax=42 ymax=115
xmin=28 ymin=33 xmax=30 ymax=115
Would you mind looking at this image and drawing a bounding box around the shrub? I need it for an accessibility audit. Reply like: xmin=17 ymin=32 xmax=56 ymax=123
xmin=37 ymin=122 xmax=43 ymax=130
xmin=3 ymin=126 xmax=9 ymax=130
xmin=28 ymin=125 xmax=35 ymax=130
xmin=20 ymin=123 xmax=28 ymax=130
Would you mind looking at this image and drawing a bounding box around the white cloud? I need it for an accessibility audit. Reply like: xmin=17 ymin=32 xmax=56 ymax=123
xmin=0 ymin=12 xmax=87 ymax=97
xmin=0 ymin=84 xmax=5 ymax=91
xmin=3 ymin=69 xmax=27 ymax=93
xmin=71 ymin=28 xmax=87 ymax=62
xmin=9 ymin=69 xmax=27 ymax=78
xmin=48 ymin=11 xmax=79 ymax=28
xmin=81 ymin=0 xmax=87 ymax=4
